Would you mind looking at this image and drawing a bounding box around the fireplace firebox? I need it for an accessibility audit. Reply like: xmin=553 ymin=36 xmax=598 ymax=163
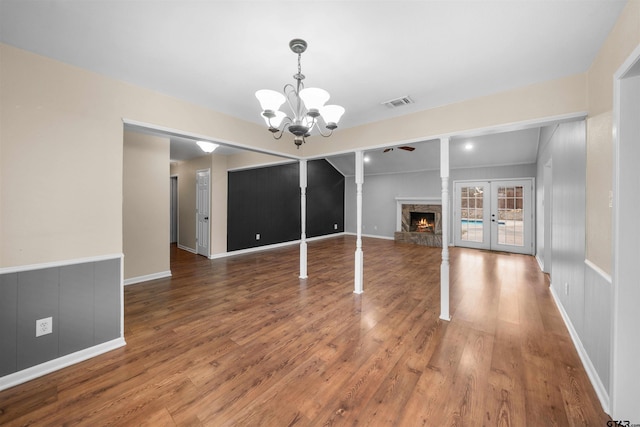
xmin=409 ymin=212 xmax=435 ymax=232
xmin=394 ymin=202 xmax=442 ymax=247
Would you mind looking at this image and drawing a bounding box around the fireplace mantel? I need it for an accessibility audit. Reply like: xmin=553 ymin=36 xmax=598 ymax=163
xmin=395 ymin=197 xmax=441 ymax=232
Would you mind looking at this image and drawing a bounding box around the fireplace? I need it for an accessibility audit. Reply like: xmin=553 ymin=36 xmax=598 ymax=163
xmin=410 ymin=212 xmax=435 ymax=232
xmin=394 ymin=199 xmax=442 ymax=247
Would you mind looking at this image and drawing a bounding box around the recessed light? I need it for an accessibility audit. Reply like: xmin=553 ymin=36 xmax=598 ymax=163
xmin=364 ymin=156 xmax=371 ymax=163
xmin=464 ymin=143 xmax=474 ymax=151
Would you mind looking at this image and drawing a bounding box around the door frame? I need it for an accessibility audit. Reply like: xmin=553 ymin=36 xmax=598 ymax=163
xmin=610 ymin=42 xmax=640 ymax=421
xmin=453 ymin=178 xmax=535 ymax=255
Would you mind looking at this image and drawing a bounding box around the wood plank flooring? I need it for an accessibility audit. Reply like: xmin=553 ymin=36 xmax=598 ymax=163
xmin=0 ymin=236 xmax=610 ymax=426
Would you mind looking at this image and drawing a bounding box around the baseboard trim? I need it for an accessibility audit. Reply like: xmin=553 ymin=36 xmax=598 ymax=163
xmin=177 ymin=244 xmax=196 ymax=254
xmin=535 ymin=254 xmax=544 ymax=272
xmin=0 ymin=337 xmax=126 ymax=392
xmin=344 ymin=232 xmax=395 ymax=241
xmin=124 ymin=270 xmax=171 ymax=286
xmin=549 ymin=284 xmax=610 ymax=415
xmin=210 ymin=233 xmax=346 ymax=259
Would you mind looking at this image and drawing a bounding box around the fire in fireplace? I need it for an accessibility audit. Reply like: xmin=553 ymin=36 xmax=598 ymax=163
xmin=410 ymin=212 xmax=435 ymax=233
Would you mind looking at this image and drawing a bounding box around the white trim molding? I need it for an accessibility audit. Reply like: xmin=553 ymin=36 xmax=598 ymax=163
xmin=209 ymin=233 xmax=347 ymax=259
xmin=584 ymin=259 xmax=612 ymax=284
xmin=0 ymin=338 xmax=126 ymax=392
xmin=0 ymin=253 xmax=123 ymax=275
xmin=549 ymin=284 xmax=610 ymax=414
xmin=178 ymin=244 xmax=197 ymax=254
xmin=124 ymin=270 xmax=172 ymax=286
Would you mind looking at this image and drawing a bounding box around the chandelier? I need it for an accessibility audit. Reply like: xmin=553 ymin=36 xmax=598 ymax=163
xmin=255 ymin=39 xmax=345 ymax=148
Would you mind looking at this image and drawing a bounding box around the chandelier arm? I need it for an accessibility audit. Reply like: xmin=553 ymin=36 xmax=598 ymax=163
xmin=315 ymin=125 xmax=334 ymax=138
xmin=271 ymin=130 xmax=285 ymax=140
xmin=283 ymin=83 xmax=303 ymax=121
xmin=267 ymin=116 xmax=293 ymax=140
xmin=312 ymin=115 xmax=334 ymax=138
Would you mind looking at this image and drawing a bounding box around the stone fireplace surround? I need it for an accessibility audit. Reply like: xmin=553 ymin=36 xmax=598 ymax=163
xmin=394 ymin=197 xmax=442 ymax=247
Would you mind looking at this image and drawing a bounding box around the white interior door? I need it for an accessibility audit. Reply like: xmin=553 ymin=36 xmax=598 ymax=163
xmin=454 ymin=179 xmax=534 ymax=255
xmin=196 ymin=169 xmax=210 ymax=257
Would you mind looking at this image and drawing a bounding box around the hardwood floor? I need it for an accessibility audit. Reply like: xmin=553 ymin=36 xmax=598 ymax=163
xmin=0 ymin=236 xmax=610 ymax=426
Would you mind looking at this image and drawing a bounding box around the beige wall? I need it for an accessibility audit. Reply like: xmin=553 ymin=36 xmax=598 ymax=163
xmin=1 ymin=45 xmax=124 ymax=266
xmin=210 ymin=154 xmax=228 ymax=255
xmin=2 ymin=2 xmax=639 ymax=270
xmin=123 ymin=131 xmax=170 ymax=279
xmin=0 ymin=43 xmax=285 ymax=268
xmin=299 ymin=73 xmax=588 ymax=158
xmin=586 ymin=0 xmax=640 ymax=273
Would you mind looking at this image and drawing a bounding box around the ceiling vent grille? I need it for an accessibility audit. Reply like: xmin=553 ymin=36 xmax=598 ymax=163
xmin=382 ymin=96 xmax=414 ymax=108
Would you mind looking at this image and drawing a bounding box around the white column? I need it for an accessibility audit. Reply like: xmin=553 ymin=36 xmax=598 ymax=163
xmin=440 ymin=138 xmax=451 ymax=321
xmin=354 ymin=151 xmax=364 ymax=294
xmin=299 ymin=159 xmax=308 ymax=279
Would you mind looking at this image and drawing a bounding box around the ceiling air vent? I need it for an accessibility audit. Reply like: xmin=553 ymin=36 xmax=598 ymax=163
xmin=382 ymin=95 xmax=414 ymax=108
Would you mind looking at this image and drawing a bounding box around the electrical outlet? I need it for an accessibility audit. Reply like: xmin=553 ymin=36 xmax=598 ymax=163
xmin=36 ymin=317 xmax=52 ymax=337
xmin=256 ymin=233 xmax=260 ymax=240
xmin=334 ymin=223 xmax=338 ymax=230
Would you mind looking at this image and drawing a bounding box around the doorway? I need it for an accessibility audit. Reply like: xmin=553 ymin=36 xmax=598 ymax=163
xmin=170 ymin=176 xmax=178 ymax=244
xmin=543 ymin=160 xmax=552 ymax=273
xmin=454 ymin=179 xmax=534 ymax=254
xmin=196 ymin=169 xmax=210 ymax=257
xmin=611 ymin=44 xmax=640 ymax=420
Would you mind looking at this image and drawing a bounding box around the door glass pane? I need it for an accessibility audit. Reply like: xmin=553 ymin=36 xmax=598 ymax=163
xmin=497 ymin=185 xmax=524 ymax=246
xmin=460 ymin=186 xmax=484 ymax=242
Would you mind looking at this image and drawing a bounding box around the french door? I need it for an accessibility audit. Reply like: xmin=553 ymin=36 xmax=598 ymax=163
xmin=454 ymin=179 xmax=534 ymax=255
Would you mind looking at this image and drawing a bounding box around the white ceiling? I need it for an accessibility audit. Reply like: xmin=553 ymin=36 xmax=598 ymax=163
xmin=0 ymin=0 xmax=627 ymax=172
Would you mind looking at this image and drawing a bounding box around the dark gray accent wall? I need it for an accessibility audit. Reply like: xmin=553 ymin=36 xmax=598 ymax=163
xmin=0 ymin=258 xmax=121 ymax=376
xmin=227 ymin=159 xmax=345 ymax=251
xmin=307 ymin=159 xmax=345 ymax=237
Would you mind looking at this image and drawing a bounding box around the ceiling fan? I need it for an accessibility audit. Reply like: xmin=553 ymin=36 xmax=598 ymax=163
xmin=383 ymin=146 xmax=416 ymax=153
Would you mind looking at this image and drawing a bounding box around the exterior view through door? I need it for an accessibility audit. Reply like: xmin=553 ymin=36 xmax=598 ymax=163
xmin=454 ymin=179 xmax=534 ymax=255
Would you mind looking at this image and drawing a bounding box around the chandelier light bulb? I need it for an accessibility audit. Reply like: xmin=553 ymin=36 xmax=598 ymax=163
xmin=320 ymin=105 xmax=345 ymax=127
xmin=262 ymin=111 xmax=286 ymax=128
xmin=255 ymin=89 xmax=286 ymax=112
xmin=299 ymin=87 xmax=330 ymax=114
